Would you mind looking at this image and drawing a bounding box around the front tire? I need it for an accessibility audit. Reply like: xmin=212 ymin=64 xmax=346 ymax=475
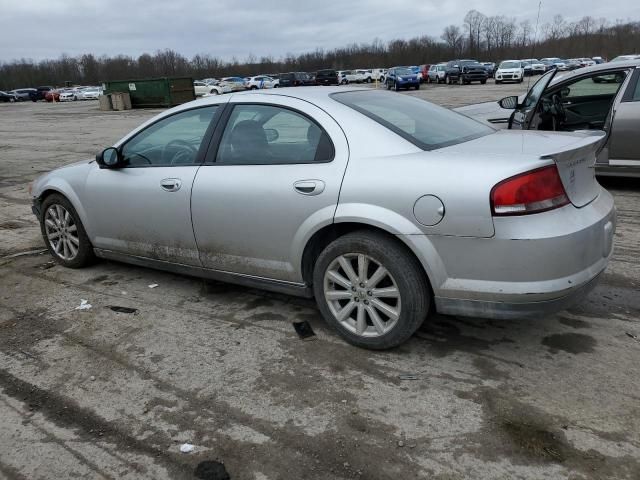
xmin=313 ymin=231 xmax=430 ymax=350
xmin=394 ymin=81 xmax=399 ymax=91
xmin=40 ymin=194 xmax=95 ymax=268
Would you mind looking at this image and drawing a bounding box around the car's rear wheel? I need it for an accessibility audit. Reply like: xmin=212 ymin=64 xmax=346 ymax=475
xmin=40 ymin=194 xmax=94 ymax=268
xmin=313 ymin=231 xmax=430 ymax=350
xmin=415 ymin=84 xmax=420 ymax=90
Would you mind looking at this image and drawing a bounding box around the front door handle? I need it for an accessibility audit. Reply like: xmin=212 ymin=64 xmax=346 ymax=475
xmin=294 ymin=180 xmax=325 ymax=196
xmin=160 ymin=178 xmax=182 ymax=192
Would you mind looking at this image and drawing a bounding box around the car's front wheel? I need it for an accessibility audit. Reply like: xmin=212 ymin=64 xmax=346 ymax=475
xmin=40 ymin=194 xmax=94 ymax=268
xmin=313 ymin=231 xmax=430 ymax=350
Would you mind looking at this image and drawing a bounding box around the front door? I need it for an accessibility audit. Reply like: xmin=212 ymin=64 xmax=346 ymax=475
xmin=84 ymin=105 xmax=220 ymax=265
xmin=608 ymin=68 xmax=640 ymax=168
xmin=191 ymin=95 xmax=349 ymax=283
xmin=510 ymin=69 xmax=556 ymax=129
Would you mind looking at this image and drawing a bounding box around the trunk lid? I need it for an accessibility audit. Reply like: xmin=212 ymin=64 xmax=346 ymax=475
xmin=439 ymin=129 xmax=605 ymax=207
xmin=539 ymin=130 xmax=605 ymax=207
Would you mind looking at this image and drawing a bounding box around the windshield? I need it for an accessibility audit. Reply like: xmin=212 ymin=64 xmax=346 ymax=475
xmin=500 ymin=61 xmax=521 ymax=69
xmin=331 ymin=91 xmax=493 ymax=150
xmin=394 ymin=68 xmax=412 ymax=75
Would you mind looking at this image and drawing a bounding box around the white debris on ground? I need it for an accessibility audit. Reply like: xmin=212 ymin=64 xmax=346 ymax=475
xmin=148 ymin=284 xmax=159 ymax=289
xmin=179 ymin=443 xmax=194 ymax=453
xmin=75 ymin=299 xmax=92 ymax=310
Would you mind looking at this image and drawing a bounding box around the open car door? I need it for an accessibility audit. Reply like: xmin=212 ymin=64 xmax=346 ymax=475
xmin=509 ymin=69 xmax=556 ymax=129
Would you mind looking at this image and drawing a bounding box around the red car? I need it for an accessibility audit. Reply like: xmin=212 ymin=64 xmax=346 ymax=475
xmin=45 ymin=90 xmax=61 ymax=102
xmin=419 ymin=64 xmax=431 ymax=83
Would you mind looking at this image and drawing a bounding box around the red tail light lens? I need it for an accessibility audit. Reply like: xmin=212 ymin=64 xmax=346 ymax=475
xmin=491 ymin=165 xmax=570 ymax=216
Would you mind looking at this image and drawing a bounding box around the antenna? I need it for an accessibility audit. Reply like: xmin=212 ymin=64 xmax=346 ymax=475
xmin=526 ymin=1 xmax=543 ymax=91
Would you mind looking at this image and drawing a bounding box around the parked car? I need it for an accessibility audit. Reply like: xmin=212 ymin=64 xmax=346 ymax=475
xmin=30 ymin=87 xmax=616 ymax=349
xmin=565 ymin=59 xmax=583 ymax=70
xmin=337 ymin=70 xmax=365 ymax=84
xmin=203 ymin=81 xmax=232 ymax=96
xmin=44 ymin=90 xmax=61 ymax=102
xmin=194 ymin=81 xmax=213 ymax=96
xmin=220 ymin=77 xmax=246 ymax=92
xmin=419 ymin=65 xmax=431 ymax=82
xmin=315 ymin=69 xmax=340 ymax=86
xmin=58 ymin=89 xmax=78 ymax=101
xmin=427 ymin=64 xmax=447 ymax=83
xmin=495 ymin=60 xmax=525 ymax=84
xmin=592 ymin=57 xmax=606 ymax=64
xmin=610 ymin=54 xmax=640 ymax=62
xmin=279 ymin=72 xmax=315 ymax=87
xmin=405 ymin=66 xmax=423 ymax=81
xmin=245 ymin=76 xmax=277 ymax=90
xmin=385 ymin=67 xmax=420 ymax=90
xmin=481 ymin=62 xmax=496 ymax=78
xmin=520 ymin=59 xmax=545 ymax=75
xmin=355 ymin=70 xmax=373 ymax=83
xmin=10 ymin=88 xmax=37 ymax=101
xmin=32 ymin=86 xmax=54 ymax=101
xmin=77 ymin=87 xmax=102 ymax=100
xmin=369 ymin=68 xmax=387 ymax=82
xmin=540 ymin=58 xmax=568 ymax=71
xmin=455 ymin=60 xmax=640 ymax=177
xmin=0 ymin=90 xmax=17 ymax=102
xmin=445 ymin=60 xmax=488 ymax=84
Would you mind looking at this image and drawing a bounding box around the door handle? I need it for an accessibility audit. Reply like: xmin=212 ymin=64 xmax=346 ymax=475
xmin=160 ymin=178 xmax=182 ymax=192
xmin=294 ymin=180 xmax=325 ymax=196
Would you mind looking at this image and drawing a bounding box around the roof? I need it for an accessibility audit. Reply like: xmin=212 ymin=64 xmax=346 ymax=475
xmin=549 ymin=60 xmax=640 ymax=85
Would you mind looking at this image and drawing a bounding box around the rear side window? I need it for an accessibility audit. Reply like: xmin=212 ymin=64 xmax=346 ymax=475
xmin=215 ymin=104 xmax=334 ymax=165
xmin=332 ymin=91 xmax=493 ymax=150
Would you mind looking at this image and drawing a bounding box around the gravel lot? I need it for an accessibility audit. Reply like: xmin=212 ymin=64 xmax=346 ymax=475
xmin=1 ymin=85 xmax=639 ymax=480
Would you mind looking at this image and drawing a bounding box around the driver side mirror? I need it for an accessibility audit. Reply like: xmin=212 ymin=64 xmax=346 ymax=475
xmin=264 ymin=128 xmax=279 ymax=143
xmin=96 ymin=147 xmax=123 ymax=169
xmin=498 ymin=96 xmax=519 ymax=110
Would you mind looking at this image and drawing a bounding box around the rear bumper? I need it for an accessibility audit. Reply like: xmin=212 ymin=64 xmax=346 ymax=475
xmin=435 ymin=271 xmax=603 ymax=319
xmin=405 ymin=188 xmax=616 ymax=320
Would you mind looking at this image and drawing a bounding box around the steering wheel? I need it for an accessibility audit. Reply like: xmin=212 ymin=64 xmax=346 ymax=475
xmin=163 ymin=139 xmax=197 ymax=165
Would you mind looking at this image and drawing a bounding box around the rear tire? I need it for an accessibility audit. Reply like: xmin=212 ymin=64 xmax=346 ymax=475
xmin=40 ymin=194 xmax=95 ymax=268
xmin=415 ymin=84 xmax=420 ymax=90
xmin=313 ymin=231 xmax=430 ymax=350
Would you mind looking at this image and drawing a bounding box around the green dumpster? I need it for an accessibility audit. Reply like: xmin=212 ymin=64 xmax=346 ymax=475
xmin=101 ymin=77 xmax=195 ymax=108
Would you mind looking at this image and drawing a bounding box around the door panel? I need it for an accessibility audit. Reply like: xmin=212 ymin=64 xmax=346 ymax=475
xmin=84 ymin=105 xmax=219 ymax=266
xmin=191 ymin=95 xmax=349 ymax=283
xmin=609 ymin=101 xmax=640 ymax=162
xmin=85 ymin=166 xmax=202 ymax=265
xmin=562 ymin=96 xmax=615 ymax=129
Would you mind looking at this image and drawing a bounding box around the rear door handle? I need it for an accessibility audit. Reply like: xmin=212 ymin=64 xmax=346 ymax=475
xmin=160 ymin=178 xmax=182 ymax=192
xmin=294 ymin=180 xmax=325 ymax=196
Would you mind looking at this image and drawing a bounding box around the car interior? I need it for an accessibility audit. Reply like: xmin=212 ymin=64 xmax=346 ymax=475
xmin=537 ymin=71 xmax=627 ymax=131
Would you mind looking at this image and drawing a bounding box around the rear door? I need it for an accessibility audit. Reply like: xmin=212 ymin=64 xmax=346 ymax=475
xmin=191 ymin=94 xmax=349 ymax=283
xmin=608 ymin=68 xmax=640 ymax=167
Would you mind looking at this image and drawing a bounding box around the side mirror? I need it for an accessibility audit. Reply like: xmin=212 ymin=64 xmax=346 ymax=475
xmin=498 ymin=96 xmax=519 ymax=110
xmin=560 ymin=87 xmax=570 ymax=97
xmin=96 ymin=147 xmax=122 ymax=168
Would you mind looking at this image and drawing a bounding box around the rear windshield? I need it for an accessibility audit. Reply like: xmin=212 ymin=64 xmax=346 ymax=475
xmin=332 ymin=91 xmax=493 ymax=150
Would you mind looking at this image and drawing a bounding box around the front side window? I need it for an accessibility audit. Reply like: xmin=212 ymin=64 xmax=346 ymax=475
xmin=559 ymin=72 xmax=627 ymax=98
xmin=121 ymin=106 xmax=217 ymax=167
xmin=332 ymin=91 xmax=493 ymax=150
xmin=215 ymin=104 xmax=334 ymax=165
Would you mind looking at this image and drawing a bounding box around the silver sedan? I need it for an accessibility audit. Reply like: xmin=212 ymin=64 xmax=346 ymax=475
xmin=31 ymin=87 xmax=616 ymax=349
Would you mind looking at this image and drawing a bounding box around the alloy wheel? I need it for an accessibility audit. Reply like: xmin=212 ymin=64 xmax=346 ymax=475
xmin=323 ymin=253 xmax=401 ymax=338
xmin=44 ymin=204 xmax=80 ymax=261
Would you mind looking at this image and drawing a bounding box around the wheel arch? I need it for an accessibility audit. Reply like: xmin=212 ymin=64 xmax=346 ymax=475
xmin=36 ymin=185 xmax=92 ymax=239
xmin=300 ymin=221 xmax=440 ymax=301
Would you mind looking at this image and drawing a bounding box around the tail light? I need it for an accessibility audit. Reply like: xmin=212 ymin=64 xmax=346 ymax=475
xmin=491 ymin=165 xmax=569 ymax=216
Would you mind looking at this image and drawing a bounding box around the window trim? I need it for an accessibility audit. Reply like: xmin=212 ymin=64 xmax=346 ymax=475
xmin=204 ymin=102 xmax=336 ymax=166
xmin=621 ymin=68 xmax=640 ymax=102
xmin=117 ymin=105 xmax=223 ymax=168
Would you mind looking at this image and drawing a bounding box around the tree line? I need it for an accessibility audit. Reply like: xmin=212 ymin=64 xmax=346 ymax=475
xmin=1 ymin=11 xmax=638 ymax=90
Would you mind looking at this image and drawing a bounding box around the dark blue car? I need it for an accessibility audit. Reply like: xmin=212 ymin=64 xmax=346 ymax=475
xmin=385 ymin=67 xmax=420 ymax=91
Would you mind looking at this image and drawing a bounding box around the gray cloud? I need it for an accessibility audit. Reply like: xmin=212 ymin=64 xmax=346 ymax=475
xmin=1 ymin=0 xmax=638 ymax=61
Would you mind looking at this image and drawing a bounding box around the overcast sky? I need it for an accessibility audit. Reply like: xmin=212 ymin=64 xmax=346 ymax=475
xmin=0 ymin=0 xmax=638 ymax=62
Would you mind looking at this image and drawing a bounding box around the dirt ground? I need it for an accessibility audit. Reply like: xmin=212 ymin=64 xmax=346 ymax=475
xmin=1 ymin=85 xmax=639 ymax=480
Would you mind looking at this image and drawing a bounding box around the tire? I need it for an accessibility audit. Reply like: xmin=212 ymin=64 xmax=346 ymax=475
xmin=519 ymin=77 xmax=524 ymax=83
xmin=313 ymin=231 xmax=430 ymax=350
xmin=39 ymin=193 xmax=95 ymax=268
xmin=415 ymin=84 xmax=420 ymax=90
xmin=394 ymin=81 xmax=399 ymax=91
xmin=481 ymin=80 xmax=486 ymax=85
xmin=495 ymin=80 xmax=501 ymax=84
